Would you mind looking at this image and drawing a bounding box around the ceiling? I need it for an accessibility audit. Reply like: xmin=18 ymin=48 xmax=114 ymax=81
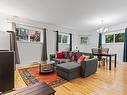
xmin=0 ymin=0 xmax=127 ymax=32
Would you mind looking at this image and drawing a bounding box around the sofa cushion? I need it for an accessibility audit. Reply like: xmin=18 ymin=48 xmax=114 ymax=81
xmin=55 ymin=51 xmax=63 ymax=59
xmin=56 ymin=62 xmax=80 ymax=71
xmin=63 ymin=51 xmax=69 ymax=58
xmin=53 ymin=58 xmax=71 ymax=63
xmin=56 ymin=62 xmax=80 ymax=80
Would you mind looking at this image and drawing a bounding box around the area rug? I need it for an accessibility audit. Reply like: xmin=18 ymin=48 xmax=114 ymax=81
xmin=18 ymin=67 xmax=67 ymax=88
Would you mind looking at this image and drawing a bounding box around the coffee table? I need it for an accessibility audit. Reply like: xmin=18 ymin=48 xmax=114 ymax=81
xmin=39 ymin=61 xmax=56 ymax=74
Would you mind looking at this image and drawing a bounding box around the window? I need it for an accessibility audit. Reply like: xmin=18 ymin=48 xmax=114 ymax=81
xmin=62 ymin=35 xmax=68 ymax=43
xmin=115 ymin=33 xmax=125 ymax=42
xmin=105 ymin=34 xmax=114 ymax=43
xmin=58 ymin=35 xmax=61 ymax=43
xmin=58 ymin=34 xmax=69 ymax=44
xmin=105 ymin=32 xmax=125 ymax=43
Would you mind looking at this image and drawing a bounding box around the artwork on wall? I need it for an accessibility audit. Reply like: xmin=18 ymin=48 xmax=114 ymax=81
xmin=16 ymin=28 xmax=41 ymax=42
xmin=29 ymin=30 xmax=40 ymax=42
xmin=79 ymin=35 xmax=89 ymax=44
xmin=16 ymin=28 xmax=28 ymax=41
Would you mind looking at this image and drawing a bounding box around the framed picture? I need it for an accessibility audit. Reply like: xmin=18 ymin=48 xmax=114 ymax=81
xmin=29 ymin=30 xmax=40 ymax=42
xmin=80 ymin=35 xmax=89 ymax=44
xmin=16 ymin=28 xmax=29 ymax=41
xmin=16 ymin=27 xmax=41 ymax=42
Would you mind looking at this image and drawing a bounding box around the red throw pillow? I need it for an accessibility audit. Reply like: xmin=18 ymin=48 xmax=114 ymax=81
xmin=55 ymin=51 xmax=63 ymax=59
xmin=69 ymin=51 xmax=73 ymax=57
xmin=77 ymin=55 xmax=86 ymax=64
xmin=71 ymin=55 xmax=75 ymax=61
xmin=66 ymin=56 xmax=69 ymax=59
xmin=75 ymin=52 xmax=78 ymax=60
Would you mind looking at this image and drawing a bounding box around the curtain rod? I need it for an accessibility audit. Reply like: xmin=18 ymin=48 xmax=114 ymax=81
xmin=8 ymin=21 xmax=44 ymax=30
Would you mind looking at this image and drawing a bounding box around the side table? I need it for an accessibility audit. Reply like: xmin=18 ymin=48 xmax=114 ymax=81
xmin=39 ymin=61 xmax=56 ymax=74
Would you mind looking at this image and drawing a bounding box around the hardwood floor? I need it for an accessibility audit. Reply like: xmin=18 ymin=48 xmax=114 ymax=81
xmin=15 ymin=64 xmax=127 ymax=95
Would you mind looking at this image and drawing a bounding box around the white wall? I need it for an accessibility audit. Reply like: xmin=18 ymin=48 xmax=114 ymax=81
xmin=17 ymin=42 xmax=42 ymax=65
xmin=0 ymin=13 xmax=12 ymax=50
xmin=79 ymin=23 xmax=127 ymax=63
xmin=0 ymin=13 xmax=78 ymax=65
xmin=0 ymin=32 xmax=10 ymax=50
xmin=0 ymin=12 xmax=126 ymax=64
xmin=59 ymin=44 xmax=70 ymax=51
xmin=102 ymin=23 xmax=127 ymax=63
xmin=77 ymin=31 xmax=98 ymax=53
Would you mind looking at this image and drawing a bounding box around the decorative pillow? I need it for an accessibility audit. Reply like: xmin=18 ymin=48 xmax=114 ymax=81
xmin=63 ymin=52 xmax=68 ymax=58
xmin=75 ymin=52 xmax=79 ymax=61
xmin=55 ymin=51 xmax=63 ymax=59
xmin=77 ymin=55 xmax=87 ymax=64
xmin=71 ymin=55 xmax=75 ymax=61
xmin=66 ymin=56 xmax=69 ymax=59
xmin=69 ymin=51 xmax=73 ymax=57
xmin=84 ymin=55 xmax=89 ymax=61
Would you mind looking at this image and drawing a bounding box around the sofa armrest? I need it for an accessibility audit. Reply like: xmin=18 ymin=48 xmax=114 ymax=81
xmin=80 ymin=58 xmax=98 ymax=77
xmin=50 ymin=54 xmax=55 ymax=61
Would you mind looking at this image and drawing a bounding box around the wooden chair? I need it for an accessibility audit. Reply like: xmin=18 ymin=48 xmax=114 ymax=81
xmin=101 ymin=48 xmax=109 ymax=66
xmin=91 ymin=48 xmax=109 ymax=67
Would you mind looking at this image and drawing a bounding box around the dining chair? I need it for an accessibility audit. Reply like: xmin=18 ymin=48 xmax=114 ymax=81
xmin=101 ymin=48 xmax=109 ymax=66
xmin=91 ymin=48 xmax=98 ymax=54
xmin=91 ymin=48 xmax=109 ymax=67
xmin=91 ymin=48 xmax=102 ymax=67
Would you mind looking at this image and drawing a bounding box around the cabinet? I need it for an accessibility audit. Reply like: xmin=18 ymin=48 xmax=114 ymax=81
xmin=0 ymin=51 xmax=14 ymax=93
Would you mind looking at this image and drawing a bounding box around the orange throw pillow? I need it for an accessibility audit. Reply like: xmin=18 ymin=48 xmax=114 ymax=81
xmin=77 ymin=55 xmax=88 ymax=64
xmin=77 ymin=55 xmax=85 ymax=64
xmin=80 ymin=55 xmax=86 ymax=60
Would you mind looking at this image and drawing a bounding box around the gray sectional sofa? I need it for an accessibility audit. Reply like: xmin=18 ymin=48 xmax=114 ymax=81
xmin=56 ymin=58 xmax=98 ymax=80
xmin=50 ymin=51 xmax=98 ymax=80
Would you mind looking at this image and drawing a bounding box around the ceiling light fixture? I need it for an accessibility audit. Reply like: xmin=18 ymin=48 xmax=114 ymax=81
xmin=96 ymin=20 xmax=108 ymax=33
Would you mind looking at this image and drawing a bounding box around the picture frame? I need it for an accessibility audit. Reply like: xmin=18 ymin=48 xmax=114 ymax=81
xmin=79 ymin=35 xmax=89 ymax=44
xmin=16 ymin=27 xmax=41 ymax=42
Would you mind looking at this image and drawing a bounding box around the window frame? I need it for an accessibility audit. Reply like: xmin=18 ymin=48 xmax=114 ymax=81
xmin=58 ymin=33 xmax=70 ymax=44
xmin=104 ymin=31 xmax=125 ymax=44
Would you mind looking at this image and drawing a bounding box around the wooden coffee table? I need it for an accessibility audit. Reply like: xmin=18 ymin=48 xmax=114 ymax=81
xmin=39 ymin=61 xmax=56 ymax=74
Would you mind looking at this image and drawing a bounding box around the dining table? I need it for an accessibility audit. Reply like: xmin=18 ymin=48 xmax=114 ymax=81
xmin=92 ymin=53 xmax=117 ymax=70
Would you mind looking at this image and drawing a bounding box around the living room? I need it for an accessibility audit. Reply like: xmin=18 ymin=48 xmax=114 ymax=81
xmin=0 ymin=0 xmax=127 ymax=95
